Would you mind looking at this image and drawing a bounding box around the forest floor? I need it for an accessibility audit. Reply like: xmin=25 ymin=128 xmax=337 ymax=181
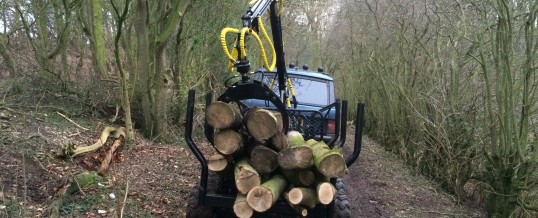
xmin=0 ymin=95 xmax=487 ymax=217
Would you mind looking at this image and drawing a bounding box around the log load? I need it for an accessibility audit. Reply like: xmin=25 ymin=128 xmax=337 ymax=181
xmin=202 ymin=102 xmax=348 ymax=217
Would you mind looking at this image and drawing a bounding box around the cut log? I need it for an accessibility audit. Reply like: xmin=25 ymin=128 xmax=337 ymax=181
xmin=235 ymin=158 xmax=261 ymax=195
xmin=207 ymin=154 xmax=228 ymax=172
xmin=250 ymin=145 xmax=279 ymax=174
xmin=234 ymin=193 xmax=253 ymax=218
xmin=281 ymin=169 xmax=315 ymax=187
xmin=284 ymin=192 xmax=308 ymax=217
xmin=310 ymin=141 xmax=346 ymax=178
xmin=288 ymin=187 xmax=318 ymax=209
xmin=270 ymin=131 xmax=289 ymax=151
xmin=206 ymin=101 xmax=242 ymax=129
xmin=316 ymin=181 xmax=336 ymax=205
xmin=277 ymin=146 xmax=313 ymax=169
xmin=287 ymin=131 xmax=305 ymax=147
xmin=246 ymin=108 xmax=279 ymax=141
xmin=246 ymin=174 xmax=287 ymax=212
xmin=214 ymin=129 xmax=244 ymax=155
xmin=98 ymin=127 xmax=126 ymax=175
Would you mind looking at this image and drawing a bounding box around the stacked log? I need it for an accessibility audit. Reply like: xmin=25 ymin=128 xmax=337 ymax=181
xmin=205 ymin=102 xmax=347 ymax=217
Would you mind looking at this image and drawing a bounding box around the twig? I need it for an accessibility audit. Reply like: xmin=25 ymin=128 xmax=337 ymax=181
xmin=120 ymin=179 xmax=130 ymax=218
xmin=56 ymin=111 xmax=89 ymax=131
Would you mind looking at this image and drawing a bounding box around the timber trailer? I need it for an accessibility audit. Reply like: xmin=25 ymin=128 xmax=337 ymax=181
xmin=184 ymin=1 xmax=365 ymax=217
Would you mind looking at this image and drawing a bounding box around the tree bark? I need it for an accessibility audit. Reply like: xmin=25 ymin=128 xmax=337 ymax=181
xmin=246 ymin=174 xmax=287 ymax=212
xmin=310 ymin=141 xmax=346 ymax=178
xmin=98 ymin=127 xmax=126 ymax=175
xmin=89 ymin=0 xmax=108 ymax=78
xmin=235 ymin=158 xmax=261 ymax=195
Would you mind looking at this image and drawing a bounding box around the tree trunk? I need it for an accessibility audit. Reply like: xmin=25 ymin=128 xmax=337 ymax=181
xmin=233 ymin=193 xmax=253 ymax=218
xmin=235 ymin=158 xmax=261 ymax=195
xmin=284 ymin=193 xmax=308 ymax=217
xmin=214 ymin=129 xmax=244 ymax=155
xmin=206 ymin=101 xmax=243 ymax=129
xmin=134 ymin=0 xmax=152 ymax=137
xmin=249 ymin=145 xmax=279 ymax=174
xmin=89 ymin=0 xmax=108 ymax=78
xmin=246 ymin=174 xmax=287 ymax=212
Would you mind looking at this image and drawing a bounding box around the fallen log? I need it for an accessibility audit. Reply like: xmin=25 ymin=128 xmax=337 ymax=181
xmin=310 ymin=141 xmax=346 ymax=178
xmin=214 ymin=129 xmax=244 ymax=155
xmin=235 ymin=158 xmax=261 ymax=195
xmin=234 ymin=193 xmax=253 ymax=218
xmin=249 ymin=145 xmax=279 ymax=174
xmin=68 ymin=126 xmax=121 ymax=157
xmin=98 ymin=127 xmax=126 ymax=175
xmin=288 ymin=187 xmax=318 ymax=209
xmin=246 ymin=108 xmax=279 ymax=141
xmin=246 ymin=174 xmax=287 ymax=212
xmin=206 ymin=101 xmax=242 ymax=129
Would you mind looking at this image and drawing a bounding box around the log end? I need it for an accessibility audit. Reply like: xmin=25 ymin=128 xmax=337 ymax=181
xmin=288 ymin=188 xmax=304 ymax=205
xmin=318 ymin=154 xmax=346 ymax=178
xmin=233 ymin=201 xmax=254 ymax=218
xmin=246 ymin=109 xmax=278 ymax=140
xmin=206 ymin=101 xmax=240 ymax=129
xmin=236 ymin=170 xmax=261 ymax=195
xmin=207 ymin=154 xmax=228 ymax=172
xmin=317 ymin=182 xmax=335 ymax=205
xmin=246 ymin=186 xmax=273 ymax=212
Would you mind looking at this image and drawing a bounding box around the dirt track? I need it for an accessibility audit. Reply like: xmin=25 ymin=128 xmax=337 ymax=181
xmin=342 ymin=126 xmax=486 ymax=217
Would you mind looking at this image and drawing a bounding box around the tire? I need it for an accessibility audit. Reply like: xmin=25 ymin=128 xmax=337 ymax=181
xmin=186 ymin=173 xmax=219 ymax=218
xmin=332 ymin=178 xmax=352 ymax=218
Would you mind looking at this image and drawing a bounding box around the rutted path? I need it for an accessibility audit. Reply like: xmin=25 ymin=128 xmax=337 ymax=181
xmin=342 ymin=127 xmax=486 ymax=218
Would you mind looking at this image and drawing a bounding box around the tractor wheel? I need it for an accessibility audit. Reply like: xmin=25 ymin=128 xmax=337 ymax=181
xmin=186 ymin=172 xmax=220 ymax=218
xmin=332 ymin=178 xmax=352 ymax=218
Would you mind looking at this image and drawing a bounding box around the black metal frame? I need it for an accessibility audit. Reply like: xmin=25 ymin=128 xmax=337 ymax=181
xmin=185 ymin=89 xmax=366 ymax=217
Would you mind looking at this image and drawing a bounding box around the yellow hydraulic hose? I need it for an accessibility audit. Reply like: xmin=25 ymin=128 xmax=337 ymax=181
xmin=257 ymin=18 xmax=276 ymax=72
xmin=220 ymin=27 xmax=240 ymax=62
